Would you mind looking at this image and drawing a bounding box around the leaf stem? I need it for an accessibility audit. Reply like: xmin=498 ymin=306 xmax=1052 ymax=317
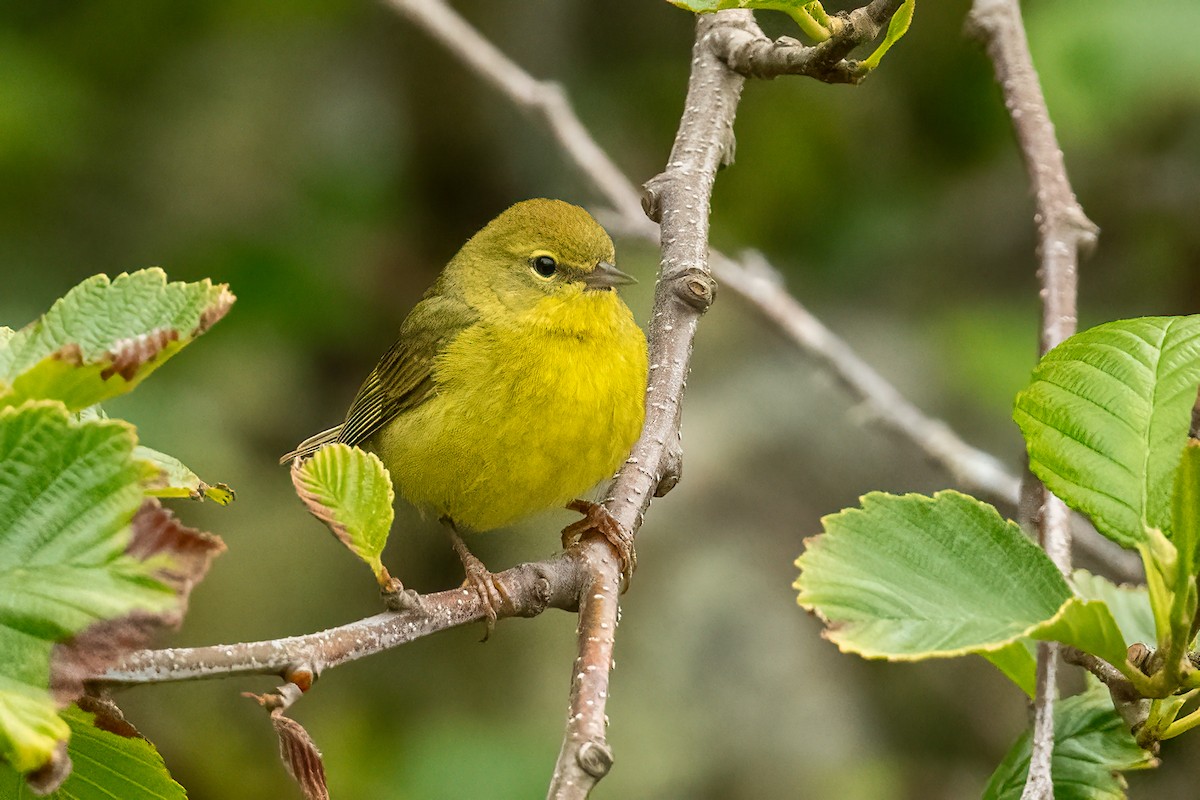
xmin=1161 ymin=693 xmax=1200 ymax=739
xmin=782 ymin=5 xmax=831 ymax=40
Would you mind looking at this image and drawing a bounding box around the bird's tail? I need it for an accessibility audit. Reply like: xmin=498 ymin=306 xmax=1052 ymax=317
xmin=279 ymin=425 xmax=344 ymax=464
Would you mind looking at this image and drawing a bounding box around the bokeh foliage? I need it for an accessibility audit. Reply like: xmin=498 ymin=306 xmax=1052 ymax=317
xmin=2 ymin=0 xmax=1198 ymax=797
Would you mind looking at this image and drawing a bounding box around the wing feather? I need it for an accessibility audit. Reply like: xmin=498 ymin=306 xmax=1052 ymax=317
xmin=335 ymin=291 xmax=477 ymax=448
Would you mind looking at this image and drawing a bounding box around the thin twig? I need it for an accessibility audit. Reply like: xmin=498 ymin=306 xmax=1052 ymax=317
xmin=548 ymin=8 xmax=746 ymax=794
xmin=710 ymin=0 xmax=904 ymax=83
xmin=1062 ymin=646 xmax=1151 ymax=735
xmin=102 ymin=554 xmax=583 ymax=685
xmin=379 ymin=0 xmax=642 ymax=220
xmin=719 ymin=248 xmax=1020 ymax=500
xmin=967 ymin=0 xmax=1097 ymax=797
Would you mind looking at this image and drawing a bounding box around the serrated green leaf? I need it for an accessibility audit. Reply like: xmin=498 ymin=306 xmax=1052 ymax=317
xmin=0 ymin=269 xmax=234 ymax=411
xmin=1072 ymin=570 xmax=1156 ymax=648
xmin=135 ymin=446 xmax=234 ymax=505
xmin=0 ymin=402 xmax=175 ymax=774
xmin=982 ymin=683 xmax=1156 ymax=800
xmin=666 ymin=0 xmax=831 ymax=41
xmin=1013 ymin=316 xmax=1200 ymax=548
xmin=291 ymin=444 xmax=394 ymax=583
xmin=859 ymin=0 xmax=914 ymax=70
xmin=0 ymin=704 xmax=186 ymax=799
xmin=795 ymin=491 xmax=1071 ymax=661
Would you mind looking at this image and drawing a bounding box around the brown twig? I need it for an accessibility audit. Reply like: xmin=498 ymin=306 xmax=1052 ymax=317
xmin=549 ymin=9 xmax=746 ymax=795
xmin=967 ymin=0 xmax=1097 ymax=796
xmin=710 ymin=0 xmax=905 ymax=83
xmin=102 ymin=553 xmax=582 ymax=685
xmin=1062 ymin=646 xmax=1150 ymax=736
xmin=378 ymin=0 xmax=642 ymax=221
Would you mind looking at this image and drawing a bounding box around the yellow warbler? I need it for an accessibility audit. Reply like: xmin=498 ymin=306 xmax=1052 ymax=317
xmin=284 ymin=199 xmax=648 ymax=618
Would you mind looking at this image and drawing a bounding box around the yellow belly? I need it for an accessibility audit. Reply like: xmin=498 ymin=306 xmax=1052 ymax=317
xmin=371 ymin=292 xmax=647 ymax=532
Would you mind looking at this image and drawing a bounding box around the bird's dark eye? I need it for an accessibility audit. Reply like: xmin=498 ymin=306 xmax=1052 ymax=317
xmin=532 ymin=255 xmax=557 ymax=278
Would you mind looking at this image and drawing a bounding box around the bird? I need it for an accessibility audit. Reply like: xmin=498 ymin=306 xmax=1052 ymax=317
xmin=282 ymin=198 xmax=648 ymax=626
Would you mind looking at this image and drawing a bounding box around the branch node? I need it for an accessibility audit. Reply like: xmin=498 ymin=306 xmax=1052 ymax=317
xmin=655 ymin=441 xmax=683 ymax=497
xmin=519 ymin=566 xmax=555 ymax=617
xmin=675 ymin=269 xmax=717 ymax=311
xmin=641 ymin=179 xmax=664 ymax=223
xmin=1128 ymin=642 xmax=1154 ymax=674
xmin=283 ymin=664 xmax=317 ymax=693
xmin=576 ymin=739 xmax=614 ymax=779
xmin=382 ymin=582 xmax=424 ymax=613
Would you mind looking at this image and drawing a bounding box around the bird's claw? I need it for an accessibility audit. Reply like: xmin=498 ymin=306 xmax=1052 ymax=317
xmin=448 ymin=529 xmax=510 ymax=640
xmin=562 ymin=499 xmax=636 ymax=587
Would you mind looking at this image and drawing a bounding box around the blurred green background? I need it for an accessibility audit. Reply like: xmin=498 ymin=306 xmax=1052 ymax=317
xmin=3 ymin=0 xmax=1199 ymax=797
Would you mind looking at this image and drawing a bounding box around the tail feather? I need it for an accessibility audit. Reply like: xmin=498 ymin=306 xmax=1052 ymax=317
xmin=279 ymin=425 xmax=343 ymax=464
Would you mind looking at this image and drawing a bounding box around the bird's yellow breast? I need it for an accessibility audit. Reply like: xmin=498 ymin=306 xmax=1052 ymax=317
xmin=371 ymin=289 xmax=647 ymax=531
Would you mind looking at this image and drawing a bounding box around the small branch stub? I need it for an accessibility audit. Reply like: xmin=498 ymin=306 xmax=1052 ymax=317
xmin=576 ymin=740 xmax=614 ymax=779
xmin=679 ymin=270 xmax=717 ymax=311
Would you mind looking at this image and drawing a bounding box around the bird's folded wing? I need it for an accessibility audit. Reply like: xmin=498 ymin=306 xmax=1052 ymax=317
xmin=336 ymin=291 xmax=477 ymax=448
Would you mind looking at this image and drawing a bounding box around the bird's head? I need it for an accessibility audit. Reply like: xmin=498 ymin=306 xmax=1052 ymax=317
xmin=446 ymin=199 xmax=636 ymax=314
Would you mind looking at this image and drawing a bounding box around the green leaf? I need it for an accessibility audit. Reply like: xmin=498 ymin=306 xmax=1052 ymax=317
xmin=0 ymin=402 xmax=175 ymax=774
xmin=135 ymin=446 xmax=234 ymax=505
xmin=1013 ymin=316 xmax=1200 ymax=548
xmin=291 ymin=444 xmax=394 ymax=584
xmin=76 ymin=407 xmax=233 ymax=506
xmin=0 ymin=704 xmax=186 ymax=799
xmin=666 ymin=0 xmax=832 ymax=41
xmin=0 ymin=269 xmax=234 ymax=411
xmin=794 ymin=491 xmax=1071 ymax=660
xmin=981 ymin=640 xmax=1037 ymax=698
xmin=858 ymin=0 xmax=914 ymax=70
xmin=1072 ymin=570 xmax=1156 ymax=648
xmin=1171 ymin=439 xmax=1200 ymax=589
xmin=982 ymin=683 xmax=1156 ymax=800
xmin=1144 ymin=438 xmax=1200 ymax=668
xmin=1032 ymin=598 xmax=1130 ymax=673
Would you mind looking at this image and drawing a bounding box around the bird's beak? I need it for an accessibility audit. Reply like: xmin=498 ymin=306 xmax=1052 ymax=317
xmin=583 ymin=261 xmax=637 ymax=292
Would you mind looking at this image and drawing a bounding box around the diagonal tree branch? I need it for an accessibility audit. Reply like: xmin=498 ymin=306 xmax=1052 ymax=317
xmin=967 ymin=1 xmax=1098 ymax=798
xmin=379 ymin=0 xmax=643 ymax=220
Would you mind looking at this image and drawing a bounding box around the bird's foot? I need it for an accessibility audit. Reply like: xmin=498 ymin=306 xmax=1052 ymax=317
xmin=447 ymin=528 xmax=510 ymax=640
xmin=562 ymin=499 xmax=636 ymax=587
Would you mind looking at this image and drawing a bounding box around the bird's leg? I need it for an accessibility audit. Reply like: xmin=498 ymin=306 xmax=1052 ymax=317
xmin=441 ymin=517 xmax=510 ymax=639
xmin=561 ymin=499 xmax=636 ymax=585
